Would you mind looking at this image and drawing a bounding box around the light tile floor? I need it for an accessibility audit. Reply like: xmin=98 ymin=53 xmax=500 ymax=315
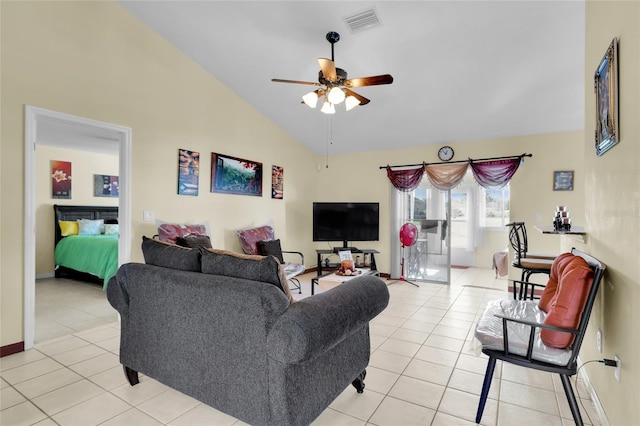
xmin=1 ymin=269 xmax=602 ymax=425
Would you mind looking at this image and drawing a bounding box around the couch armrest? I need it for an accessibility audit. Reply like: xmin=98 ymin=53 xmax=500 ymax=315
xmin=267 ymin=275 xmax=389 ymax=363
xmin=106 ymin=267 xmax=130 ymax=317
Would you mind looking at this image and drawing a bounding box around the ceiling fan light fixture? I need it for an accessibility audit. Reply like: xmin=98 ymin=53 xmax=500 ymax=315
xmin=302 ymin=91 xmax=318 ymax=108
xmin=320 ymin=100 xmax=335 ymax=114
xmin=327 ymin=87 xmax=346 ymax=105
xmin=345 ymin=95 xmax=361 ymax=111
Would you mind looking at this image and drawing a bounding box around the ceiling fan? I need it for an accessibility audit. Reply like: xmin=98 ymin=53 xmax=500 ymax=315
xmin=272 ymin=31 xmax=393 ymax=114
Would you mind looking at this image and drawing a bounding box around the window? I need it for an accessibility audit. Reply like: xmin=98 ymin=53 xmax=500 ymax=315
xmin=483 ymin=184 xmax=510 ymax=229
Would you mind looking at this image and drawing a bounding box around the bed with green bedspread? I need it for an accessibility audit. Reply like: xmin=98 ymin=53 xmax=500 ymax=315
xmin=53 ymin=204 xmax=119 ymax=289
xmin=55 ymin=234 xmax=119 ymax=289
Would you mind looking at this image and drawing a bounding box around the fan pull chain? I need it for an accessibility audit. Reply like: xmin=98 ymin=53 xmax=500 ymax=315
xmin=326 ymin=116 xmax=333 ymax=168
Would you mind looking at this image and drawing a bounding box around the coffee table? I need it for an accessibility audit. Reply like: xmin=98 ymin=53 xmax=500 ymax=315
xmin=311 ymin=268 xmax=380 ymax=293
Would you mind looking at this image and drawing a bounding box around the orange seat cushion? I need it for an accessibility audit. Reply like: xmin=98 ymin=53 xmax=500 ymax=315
xmin=540 ymin=254 xmax=594 ymax=348
xmin=538 ymin=252 xmax=574 ymax=312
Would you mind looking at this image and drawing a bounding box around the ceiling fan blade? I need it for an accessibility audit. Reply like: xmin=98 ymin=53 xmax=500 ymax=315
xmin=318 ymin=58 xmax=337 ymax=81
xmin=344 ymin=89 xmax=370 ymax=105
xmin=344 ymin=74 xmax=394 ymax=88
xmin=271 ymin=78 xmax=321 ymax=86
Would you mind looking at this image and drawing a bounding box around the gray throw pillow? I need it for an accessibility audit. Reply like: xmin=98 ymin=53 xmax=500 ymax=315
xmin=141 ymin=236 xmax=201 ymax=272
xmin=198 ymin=247 xmax=293 ymax=303
xmin=176 ymin=235 xmax=212 ymax=249
xmin=257 ymin=239 xmax=284 ymax=263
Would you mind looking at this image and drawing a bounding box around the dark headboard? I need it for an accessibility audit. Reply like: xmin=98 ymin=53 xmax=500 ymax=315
xmin=54 ymin=204 xmax=119 ymax=245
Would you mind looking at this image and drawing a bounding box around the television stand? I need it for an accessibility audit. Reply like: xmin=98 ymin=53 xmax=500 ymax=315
xmin=333 ymin=246 xmax=358 ymax=253
xmin=314 ymin=248 xmax=379 ymax=295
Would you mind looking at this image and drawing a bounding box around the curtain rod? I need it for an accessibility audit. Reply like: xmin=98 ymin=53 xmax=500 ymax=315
xmin=379 ymin=153 xmax=532 ymax=169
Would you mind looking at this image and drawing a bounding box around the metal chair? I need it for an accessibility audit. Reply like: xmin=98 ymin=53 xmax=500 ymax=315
xmin=475 ymin=248 xmax=606 ymax=426
xmin=506 ymin=222 xmax=556 ymax=299
xmin=237 ymin=225 xmax=305 ymax=293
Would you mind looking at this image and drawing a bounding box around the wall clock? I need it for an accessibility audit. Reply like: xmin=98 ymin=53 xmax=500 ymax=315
xmin=438 ymin=146 xmax=454 ymax=161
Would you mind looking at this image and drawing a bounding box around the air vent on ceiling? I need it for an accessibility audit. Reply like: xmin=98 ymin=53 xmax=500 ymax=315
xmin=344 ymin=9 xmax=380 ymax=33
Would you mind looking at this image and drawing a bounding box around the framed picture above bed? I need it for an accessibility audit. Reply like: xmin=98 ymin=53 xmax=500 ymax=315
xmin=94 ymin=174 xmax=119 ymax=197
xmin=51 ymin=160 xmax=72 ymax=199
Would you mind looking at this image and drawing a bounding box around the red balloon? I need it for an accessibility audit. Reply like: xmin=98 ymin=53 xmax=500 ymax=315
xmin=399 ymin=223 xmax=418 ymax=247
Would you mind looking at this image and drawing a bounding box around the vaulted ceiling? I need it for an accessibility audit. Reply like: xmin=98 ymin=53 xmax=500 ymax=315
xmin=115 ymin=1 xmax=585 ymax=157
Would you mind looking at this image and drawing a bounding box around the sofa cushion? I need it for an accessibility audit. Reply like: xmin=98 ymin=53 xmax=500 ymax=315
xmin=539 ymin=252 xmax=574 ymax=312
xmin=237 ymin=225 xmax=274 ymax=255
xmin=199 ymin=247 xmax=294 ymax=304
xmin=176 ymin=235 xmax=212 ymax=249
xmin=474 ymin=299 xmax=573 ymax=366
xmin=141 ymin=236 xmax=201 ymax=272
xmin=540 ymin=256 xmax=594 ymax=348
xmin=257 ymin=239 xmax=284 ymax=263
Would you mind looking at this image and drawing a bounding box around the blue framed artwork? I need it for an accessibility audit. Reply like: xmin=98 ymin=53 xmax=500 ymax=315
xmin=178 ymin=149 xmax=200 ymax=196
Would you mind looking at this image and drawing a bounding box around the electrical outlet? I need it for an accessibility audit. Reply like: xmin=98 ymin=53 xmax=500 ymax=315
xmin=596 ymin=328 xmax=602 ymax=353
xmin=535 ymin=213 xmax=542 ymax=222
xmin=615 ymin=355 xmax=621 ymax=382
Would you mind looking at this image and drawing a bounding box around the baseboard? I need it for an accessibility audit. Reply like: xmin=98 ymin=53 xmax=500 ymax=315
xmin=36 ymin=272 xmax=55 ymax=279
xmin=577 ymin=356 xmax=610 ymax=426
xmin=1 ymin=341 xmax=24 ymax=357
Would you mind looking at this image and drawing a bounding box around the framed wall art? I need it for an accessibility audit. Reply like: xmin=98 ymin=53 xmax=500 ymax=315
xmin=594 ymin=37 xmax=618 ymax=156
xmin=211 ymin=153 xmax=262 ymax=196
xmin=272 ymin=165 xmax=283 ymax=199
xmin=51 ymin=160 xmax=72 ymax=199
xmin=178 ymin=149 xmax=200 ymax=196
xmin=94 ymin=174 xmax=119 ymax=197
xmin=553 ymin=170 xmax=574 ymax=191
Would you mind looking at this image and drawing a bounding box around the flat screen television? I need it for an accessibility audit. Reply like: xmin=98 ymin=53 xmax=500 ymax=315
xmin=313 ymin=202 xmax=380 ymax=250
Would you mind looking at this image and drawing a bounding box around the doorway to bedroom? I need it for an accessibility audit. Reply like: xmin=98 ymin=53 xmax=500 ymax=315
xmin=24 ymin=106 xmax=131 ymax=348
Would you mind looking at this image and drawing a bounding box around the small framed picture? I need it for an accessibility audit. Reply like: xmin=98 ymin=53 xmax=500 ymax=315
xmin=553 ymin=171 xmax=574 ymax=191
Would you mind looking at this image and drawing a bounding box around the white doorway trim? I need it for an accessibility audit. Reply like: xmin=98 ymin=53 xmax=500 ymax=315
xmin=24 ymin=106 xmax=132 ymax=350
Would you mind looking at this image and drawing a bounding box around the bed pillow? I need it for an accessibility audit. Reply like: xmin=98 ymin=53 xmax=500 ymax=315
xmin=199 ymin=247 xmax=293 ymax=304
xmin=156 ymin=220 xmax=209 ymax=244
xmin=141 ymin=236 xmax=201 ymax=272
xmin=59 ymin=220 xmax=79 ymax=236
xmin=77 ymin=219 xmax=104 ymax=235
xmin=104 ymin=224 xmax=119 ymax=235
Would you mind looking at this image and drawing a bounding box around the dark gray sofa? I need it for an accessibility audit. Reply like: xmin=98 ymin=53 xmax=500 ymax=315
xmin=107 ymin=257 xmax=389 ymax=426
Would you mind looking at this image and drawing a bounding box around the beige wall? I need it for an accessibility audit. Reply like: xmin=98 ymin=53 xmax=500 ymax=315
xmin=317 ymin=130 xmax=585 ymax=274
xmin=35 ymin=146 xmax=119 ymax=276
xmin=2 ymin=3 xmax=638 ymax=423
xmin=573 ymin=1 xmax=639 ymax=424
xmin=1 ymin=1 xmax=317 ymax=347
